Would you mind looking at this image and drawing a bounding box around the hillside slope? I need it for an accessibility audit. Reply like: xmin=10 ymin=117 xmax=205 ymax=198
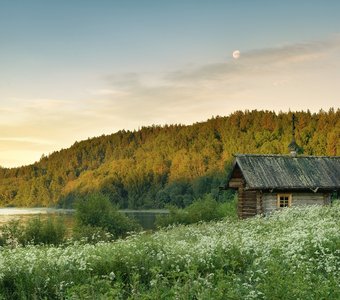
xmin=0 ymin=109 xmax=339 ymax=208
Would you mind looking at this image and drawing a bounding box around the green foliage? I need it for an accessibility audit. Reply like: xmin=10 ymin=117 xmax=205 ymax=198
xmin=0 ymin=220 xmax=24 ymax=248
xmin=0 ymin=109 xmax=338 ymax=208
xmin=65 ymin=276 xmax=121 ymax=299
xmin=0 ymin=216 xmax=67 ymax=247
xmin=24 ymin=216 xmax=66 ymax=246
xmin=72 ymin=225 xmax=114 ymax=244
xmin=0 ymin=205 xmax=339 ymax=299
xmin=74 ymin=193 xmax=141 ymax=239
xmin=156 ymin=194 xmax=237 ymax=227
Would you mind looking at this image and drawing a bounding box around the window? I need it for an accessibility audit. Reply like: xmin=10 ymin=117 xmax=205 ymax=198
xmin=277 ymin=194 xmax=292 ymax=208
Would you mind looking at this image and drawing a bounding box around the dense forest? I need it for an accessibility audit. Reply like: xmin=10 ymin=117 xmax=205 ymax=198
xmin=0 ymin=109 xmax=339 ymax=208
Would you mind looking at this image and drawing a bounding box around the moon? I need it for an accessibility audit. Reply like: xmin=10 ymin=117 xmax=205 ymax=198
xmin=232 ymin=50 xmax=240 ymax=59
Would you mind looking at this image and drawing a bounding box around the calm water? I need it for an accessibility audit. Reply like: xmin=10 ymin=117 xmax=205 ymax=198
xmin=0 ymin=208 xmax=168 ymax=230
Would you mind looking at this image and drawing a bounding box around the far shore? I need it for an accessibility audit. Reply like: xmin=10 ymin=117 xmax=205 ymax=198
xmin=0 ymin=207 xmax=169 ymax=215
xmin=0 ymin=207 xmax=74 ymax=215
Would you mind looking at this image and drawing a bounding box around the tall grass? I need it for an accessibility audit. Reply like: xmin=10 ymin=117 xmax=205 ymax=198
xmin=0 ymin=203 xmax=339 ymax=299
xmin=0 ymin=216 xmax=66 ymax=247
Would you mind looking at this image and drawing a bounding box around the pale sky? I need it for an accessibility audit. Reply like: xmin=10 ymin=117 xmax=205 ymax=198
xmin=1 ymin=0 xmax=340 ymax=167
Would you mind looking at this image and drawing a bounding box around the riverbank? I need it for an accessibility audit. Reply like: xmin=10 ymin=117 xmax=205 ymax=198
xmin=0 ymin=204 xmax=339 ymax=299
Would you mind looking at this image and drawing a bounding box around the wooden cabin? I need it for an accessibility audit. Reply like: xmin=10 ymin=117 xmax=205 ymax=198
xmin=225 ymin=154 xmax=340 ymax=219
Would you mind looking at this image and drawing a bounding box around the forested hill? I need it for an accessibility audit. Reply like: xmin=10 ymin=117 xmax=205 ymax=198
xmin=0 ymin=109 xmax=339 ymax=208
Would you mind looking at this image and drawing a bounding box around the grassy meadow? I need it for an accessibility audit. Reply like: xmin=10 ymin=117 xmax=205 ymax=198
xmin=0 ymin=203 xmax=339 ymax=299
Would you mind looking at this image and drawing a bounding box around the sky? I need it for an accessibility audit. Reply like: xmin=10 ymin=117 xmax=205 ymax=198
xmin=0 ymin=0 xmax=339 ymax=168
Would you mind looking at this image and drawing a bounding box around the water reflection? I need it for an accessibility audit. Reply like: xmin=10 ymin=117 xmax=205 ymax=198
xmin=0 ymin=208 xmax=168 ymax=230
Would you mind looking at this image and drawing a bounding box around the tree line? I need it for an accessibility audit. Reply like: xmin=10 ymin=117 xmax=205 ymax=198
xmin=0 ymin=109 xmax=338 ymax=208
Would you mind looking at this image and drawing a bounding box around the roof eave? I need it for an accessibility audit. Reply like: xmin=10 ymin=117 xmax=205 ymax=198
xmin=244 ymin=186 xmax=340 ymax=192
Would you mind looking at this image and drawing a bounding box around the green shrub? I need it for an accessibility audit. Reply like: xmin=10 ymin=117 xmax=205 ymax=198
xmin=0 ymin=216 xmax=67 ymax=247
xmin=65 ymin=276 xmax=121 ymax=299
xmin=74 ymin=193 xmax=141 ymax=239
xmin=0 ymin=220 xmax=25 ymax=247
xmin=24 ymin=216 xmax=66 ymax=245
xmin=156 ymin=193 xmax=237 ymax=227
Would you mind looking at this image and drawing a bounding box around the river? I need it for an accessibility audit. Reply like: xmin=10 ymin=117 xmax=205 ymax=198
xmin=0 ymin=208 xmax=169 ymax=230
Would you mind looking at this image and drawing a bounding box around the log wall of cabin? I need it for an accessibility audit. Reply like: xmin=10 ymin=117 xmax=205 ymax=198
xmin=238 ymin=188 xmax=258 ymax=218
xmin=256 ymin=191 xmax=263 ymax=215
xmin=292 ymin=193 xmax=329 ymax=206
xmin=262 ymin=193 xmax=277 ymax=214
xmin=262 ymin=192 xmax=329 ymax=215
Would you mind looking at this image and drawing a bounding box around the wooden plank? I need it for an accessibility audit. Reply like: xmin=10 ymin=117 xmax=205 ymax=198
xmin=242 ymin=206 xmax=256 ymax=209
xmin=256 ymin=191 xmax=263 ymax=215
xmin=229 ymin=181 xmax=244 ymax=188
xmin=242 ymin=213 xmax=256 ymax=217
xmin=238 ymin=187 xmax=259 ymax=219
xmin=241 ymin=202 xmax=256 ymax=206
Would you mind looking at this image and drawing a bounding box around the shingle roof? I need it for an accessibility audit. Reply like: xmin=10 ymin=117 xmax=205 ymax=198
xmin=232 ymin=154 xmax=340 ymax=190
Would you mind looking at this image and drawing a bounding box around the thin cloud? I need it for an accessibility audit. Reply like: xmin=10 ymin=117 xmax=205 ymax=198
xmin=0 ymin=137 xmax=54 ymax=145
xmin=88 ymin=36 xmax=340 ymax=131
xmin=90 ymin=89 xmax=130 ymax=97
xmin=165 ymin=37 xmax=340 ymax=83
